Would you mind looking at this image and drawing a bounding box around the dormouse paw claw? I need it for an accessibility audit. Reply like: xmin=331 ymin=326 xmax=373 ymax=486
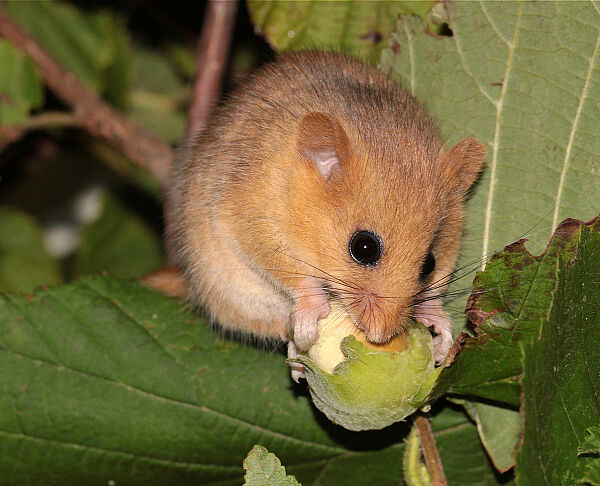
xmin=287 ymin=341 xmax=306 ymax=381
xmin=432 ymin=331 xmax=453 ymax=363
xmin=291 ymin=278 xmax=330 ymax=351
xmin=414 ymin=297 xmax=453 ymax=364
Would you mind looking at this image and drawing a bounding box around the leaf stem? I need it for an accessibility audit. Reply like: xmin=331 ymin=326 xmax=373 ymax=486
xmin=0 ymin=112 xmax=78 ymax=151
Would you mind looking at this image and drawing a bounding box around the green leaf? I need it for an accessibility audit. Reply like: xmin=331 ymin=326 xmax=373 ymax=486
xmin=0 ymin=276 xmax=337 ymax=485
xmin=127 ymin=46 xmax=188 ymax=144
xmin=247 ymin=1 xmax=435 ymax=65
xmin=165 ymin=42 xmax=197 ymax=81
xmin=4 ymin=1 xmax=131 ymax=102
xmin=434 ymin=216 xmax=576 ymax=406
xmin=434 ymin=215 xmax=599 ymax=477
xmin=579 ymin=427 xmax=600 ymax=485
xmin=0 ymin=40 xmax=43 ymax=125
xmin=381 ymin=0 xmax=600 ymax=328
xmin=432 ymin=405 xmax=514 ymax=486
xmin=516 ymin=218 xmax=600 ymax=485
xmin=460 ymin=400 xmax=520 ymax=473
xmin=582 ymin=467 xmax=600 ymax=486
xmin=243 ymin=445 xmax=301 ymax=486
xmin=0 ymin=207 xmax=61 ymax=293
xmin=579 ymin=427 xmax=600 ymax=455
xmin=96 ymin=14 xmax=132 ymax=109
xmin=0 ymin=276 xmax=505 ymax=485
xmin=74 ymin=193 xmax=163 ymax=280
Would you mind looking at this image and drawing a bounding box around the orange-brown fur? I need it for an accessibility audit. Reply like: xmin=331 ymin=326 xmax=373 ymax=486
xmin=171 ymin=51 xmax=485 ymax=357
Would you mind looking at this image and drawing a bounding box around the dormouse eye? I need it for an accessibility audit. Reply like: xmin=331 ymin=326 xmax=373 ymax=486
xmin=420 ymin=251 xmax=436 ymax=279
xmin=349 ymin=231 xmax=382 ymax=266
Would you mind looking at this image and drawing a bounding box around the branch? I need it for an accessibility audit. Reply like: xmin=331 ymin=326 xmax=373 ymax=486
xmin=162 ymin=0 xmax=238 ymax=263
xmin=0 ymin=8 xmax=174 ymax=188
xmin=0 ymin=112 xmax=78 ymax=151
xmin=186 ymin=0 xmax=238 ymax=138
xmin=414 ymin=415 xmax=447 ymax=486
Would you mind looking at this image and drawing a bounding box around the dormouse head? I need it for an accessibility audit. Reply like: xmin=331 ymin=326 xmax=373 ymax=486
xmin=286 ymin=110 xmax=486 ymax=343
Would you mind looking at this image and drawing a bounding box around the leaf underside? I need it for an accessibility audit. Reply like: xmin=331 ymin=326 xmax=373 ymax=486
xmin=381 ymin=1 xmax=600 ymax=333
xmin=247 ymin=0 xmax=434 ymax=65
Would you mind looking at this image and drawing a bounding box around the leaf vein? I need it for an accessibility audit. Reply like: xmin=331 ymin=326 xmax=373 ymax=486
xmin=3 ymin=348 xmax=346 ymax=455
xmin=481 ymin=0 xmax=523 ymax=267
xmin=449 ymin=3 xmax=497 ymax=107
xmin=0 ymin=429 xmax=241 ymax=472
xmin=551 ymin=17 xmax=600 ymax=229
xmin=1 ymin=293 xmax=61 ymax=364
xmin=480 ymin=2 xmax=509 ymax=46
xmin=79 ymin=279 xmax=194 ymax=375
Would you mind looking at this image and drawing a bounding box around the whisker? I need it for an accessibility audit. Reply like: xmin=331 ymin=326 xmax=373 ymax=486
xmin=419 ymin=215 xmax=556 ymax=296
xmin=274 ymin=250 xmax=362 ymax=291
xmin=412 ymin=289 xmax=476 ymax=307
xmin=266 ymin=269 xmax=357 ymax=291
xmin=372 ymin=300 xmax=385 ymax=327
xmin=420 ymin=258 xmax=489 ymax=294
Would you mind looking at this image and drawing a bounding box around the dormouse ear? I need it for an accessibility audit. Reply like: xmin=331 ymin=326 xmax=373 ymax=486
xmin=445 ymin=137 xmax=486 ymax=193
xmin=296 ymin=112 xmax=351 ymax=181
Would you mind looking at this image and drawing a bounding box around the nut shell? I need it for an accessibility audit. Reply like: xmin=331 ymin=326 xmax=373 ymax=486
xmin=307 ymin=307 xmax=409 ymax=373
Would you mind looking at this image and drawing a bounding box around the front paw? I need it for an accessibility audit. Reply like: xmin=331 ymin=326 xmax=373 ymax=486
xmin=292 ymin=308 xmax=323 ymax=350
xmin=414 ymin=299 xmax=453 ymax=364
xmin=291 ymin=278 xmax=330 ymax=351
xmin=432 ymin=328 xmax=453 ymax=363
xmin=287 ymin=341 xmax=305 ymax=382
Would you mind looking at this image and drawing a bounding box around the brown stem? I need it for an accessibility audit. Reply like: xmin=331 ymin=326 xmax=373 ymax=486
xmin=163 ymin=0 xmax=237 ymax=264
xmin=0 ymin=112 xmax=77 ymax=151
xmin=414 ymin=415 xmax=447 ymax=486
xmin=0 ymin=8 xmax=174 ymax=188
xmin=186 ymin=0 xmax=238 ymax=139
xmin=17 ymin=111 xmax=77 ymax=129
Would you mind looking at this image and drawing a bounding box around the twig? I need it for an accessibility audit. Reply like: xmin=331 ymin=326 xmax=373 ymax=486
xmin=186 ymin=0 xmax=238 ymax=138
xmin=414 ymin=415 xmax=447 ymax=486
xmin=0 ymin=8 xmax=174 ymax=188
xmin=6 ymin=111 xmax=78 ymax=131
xmin=0 ymin=112 xmax=77 ymax=151
xmin=163 ymin=0 xmax=237 ymax=264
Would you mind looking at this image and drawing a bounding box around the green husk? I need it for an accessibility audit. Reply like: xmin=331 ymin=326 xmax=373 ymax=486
xmin=292 ymin=322 xmax=441 ymax=431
